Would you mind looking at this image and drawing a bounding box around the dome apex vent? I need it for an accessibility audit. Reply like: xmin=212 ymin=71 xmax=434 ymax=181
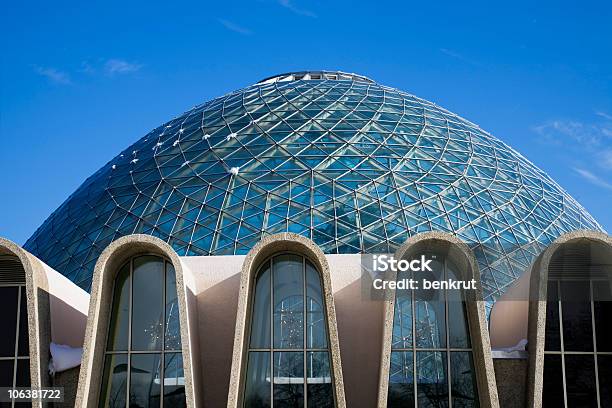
xmin=257 ymin=70 xmax=374 ymax=84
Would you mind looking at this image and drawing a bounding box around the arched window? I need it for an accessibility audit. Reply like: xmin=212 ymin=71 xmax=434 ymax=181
xmin=387 ymin=253 xmax=479 ymax=407
xmin=98 ymin=255 xmax=186 ymax=408
xmin=542 ymin=241 xmax=612 ymax=407
xmin=0 ymin=255 xmax=30 ymax=394
xmin=242 ymin=253 xmax=335 ymax=407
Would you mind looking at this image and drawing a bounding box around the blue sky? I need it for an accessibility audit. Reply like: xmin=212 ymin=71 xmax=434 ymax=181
xmin=1 ymin=0 xmax=611 ymax=244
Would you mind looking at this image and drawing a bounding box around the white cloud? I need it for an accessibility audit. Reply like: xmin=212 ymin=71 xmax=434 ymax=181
xmin=104 ymin=59 xmax=143 ymax=75
xmin=34 ymin=66 xmax=71 ymax=84
xmin=278 ymin=0 xmax=317 ymax=17
xmin=573 ymin=168 xmax=612 ymax=191
xmin=533 ymin=113 xmax=612 ymax=172
xmin=532 ymin=113 xmax=612 ymax=153
xmin=439 ymin=48 xmax=481 ymax=66
xmin=218 ymin=19 xmax=253 ymax=35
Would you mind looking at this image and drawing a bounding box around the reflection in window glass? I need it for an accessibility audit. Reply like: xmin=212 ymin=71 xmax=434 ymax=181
xmin=99 ymin=354 xmax=128 ymax=408
xmin=451 ymin=352 xmax=478 ymax=407
xmin=306 ymin=261 xmax=326 ymax=349
xmin=244 ymin=352 xmax=271 ymax=407
xmin=165 ymin=264 xmax=182 ymax=351
xmin=273 ymin=351 xmax=304 ymax=407
xmin=244 ymin=254 xmax=335 ymax=407
xmin=307 ymin=352 xmax=332 ymax=408
xmin=392 ymin=275 xmax=412 ymax=350
xmin=250 ymin=265 xmax=271 ymax=349
xmin=273 ymin=255 xmax=304 ymax=349
xmin=415 ymin=259 xmax=446 ymax=349
xmin=100 ymin=256 xmax=186 ymax=408
xmin=388 ymin=351 xmax=414 ymax=407
xmin=417 ymin=351 xmax=448 ymax=407
xmin=388 ymin=253 xmax=479 ymax=407
xmin=130 ymin=354 xmax=162 ymax=408
xmin=163 ymin=353 xmax=186 ymax=407
xmin=132 ymin=256 xmax=164 ymax=351
xmin=107 ymin=264 xmax=130 ymax=351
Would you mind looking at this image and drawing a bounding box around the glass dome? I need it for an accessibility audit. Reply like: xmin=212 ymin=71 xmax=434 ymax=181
xmin=24 ymin=71 xmax=602 ymax=298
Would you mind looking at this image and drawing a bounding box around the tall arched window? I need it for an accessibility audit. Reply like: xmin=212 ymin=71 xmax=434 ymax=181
xmin=0 ymin=255 xmax=30 ymax=400
xmin=242 ymin=253 xmax=335 ymax=407
xmin=387 ymin=253 xmax=479 ymax=407
xmin=98 ymin=255 xmax=186 ymax=408
xmin=542 ymin=242 xmax=612 ymax=407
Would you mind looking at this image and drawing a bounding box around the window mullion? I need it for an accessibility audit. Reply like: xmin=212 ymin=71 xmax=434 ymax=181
xmin=127 ymin=258 xmax=134 ymax=408
xmin=11 ymin=285 xmax=22 ymax=408
xmin=270 ymin=257 xmax=274 ymax=408
xmin=411 ymin=268 xmax=417 ymax=408
xmin=445 ymin=257 xmax=452 ymax=408
xmin=590 ymin=280 xmax=601 ymax=408
xmin=303 ymin=256 xmax=308 ymax=408
xmin=160 ymin=261 xmax=167 ymax=408
xmin=557 ymin=280 xmax=567 ymax=408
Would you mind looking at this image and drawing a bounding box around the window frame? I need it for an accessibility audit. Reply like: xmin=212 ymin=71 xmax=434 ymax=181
xmin=377 ymin=232 xmax=499 ymax=408
xmin=99 ymin=253 xmax=184 ymax=408
xmin=388 ymin=253 xmax=477 ymax=407
xmin=0 ymin=282 xmax=30 ymax=406
xmin=242 ymin=251 xmax=336 ymax=407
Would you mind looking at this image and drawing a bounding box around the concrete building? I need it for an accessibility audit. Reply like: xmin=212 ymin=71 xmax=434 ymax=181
xmin=2 ymin=71 xmax=610 ymax=407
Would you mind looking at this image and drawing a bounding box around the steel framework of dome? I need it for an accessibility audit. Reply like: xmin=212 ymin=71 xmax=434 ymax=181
xmin=24 ymin=71 xmax=602 ymax=299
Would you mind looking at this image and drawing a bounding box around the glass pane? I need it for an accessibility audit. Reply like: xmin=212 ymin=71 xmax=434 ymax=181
xmin=594 ymin=283 xmax=612 ymax=352
xmin=561 ymin=281 xmax=593 ymax=352
xmin=99 ymin=354 xmax=128 ymax=408
xmin=107 ymin=263 xmax=130 ymax=351
xmin=415 ymin=258 xmax=446 ymax=349
xmin=307 ymin=352 xmax=332 ymax=408
xmin=392 ymin=270 xmax=412 ymax=350
xmin=544 ymin=281 xmax=560 ymax=351
xmin=132 ymin=256 xmax=164 ymax=351
xmin=450 ymin=352 xmax=478 ymax=407
xmin=273 ymin=351 xmax=304 ymax=408
xmin=564 ymin=355 xmax=597 ymax=407
xmin=273 ymin=255 xmax=304 ymax=349
xmin=129 ymin=353 xmax=162 ymax=408
xmin=306 ymin=260 xmax=327 ymax=349
xmin=15 ymin=359 xmax=30 ymax=387
xmin=18 ymin=286 xmax=29 ymax=357
xmin=165 ymin=263 xmax=182 ymax=351
xmin=388 ymin=351 xmax=414 ymax=408
xmin=447 ymin=261 xmax=470 ymax=349
xmin=163 ymin=353 xmax=186 ymax=407
xmin=0 ymin=287 xmax=18 ymax=357
xmin=244 ymin=351 xmax=271 ymax=408
xmin=0 ymin=360 xmax=14 ymax=387
xmin=542 ymin=354 xmax=563 ymax=407
xmin=416 ymin=351 xmax=448 ymax=407
xmin=598 ymin=355 xmax=612 ymax=407
xmin=250 ymin=263 xmax=271 ymax=348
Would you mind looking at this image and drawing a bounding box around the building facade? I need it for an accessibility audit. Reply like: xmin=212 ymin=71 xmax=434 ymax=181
xmin=1 ymin=71 xmax=610 ymax=407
